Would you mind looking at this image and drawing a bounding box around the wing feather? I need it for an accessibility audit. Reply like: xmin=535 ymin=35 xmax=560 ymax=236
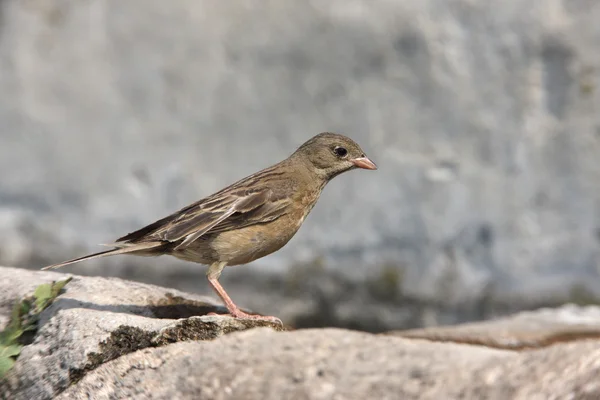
xmin=208 ymin=194 xmax=291 ymax=234
xmin=114 ymin=162 xmax=295 ymax=248
xmin=170 ymin=189 xmax=274 ymax=250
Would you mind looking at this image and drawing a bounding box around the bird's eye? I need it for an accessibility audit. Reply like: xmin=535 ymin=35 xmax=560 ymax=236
xmin=333 ymin=146 xmax=348 ymax=158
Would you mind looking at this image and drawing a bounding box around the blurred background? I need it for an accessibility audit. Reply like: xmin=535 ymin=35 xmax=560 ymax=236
xmin=1 ymin=0 xmax=600 ymax=332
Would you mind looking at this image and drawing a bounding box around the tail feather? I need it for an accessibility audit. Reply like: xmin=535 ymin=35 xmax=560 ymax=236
xmin=42 ymin=242 xmax=164 ymax=270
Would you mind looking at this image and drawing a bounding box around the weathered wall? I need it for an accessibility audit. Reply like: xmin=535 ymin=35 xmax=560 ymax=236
xmin=1 ymin=0 xmax=600 ymax=327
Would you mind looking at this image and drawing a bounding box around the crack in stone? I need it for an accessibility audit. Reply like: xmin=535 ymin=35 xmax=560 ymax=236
xmin=69 ymin=325 xmax=157 ymax=384
xmin=68 ymin=317 xmax=286 ymax=386
xmin=392 ymin=329 xmax=600 ymax=351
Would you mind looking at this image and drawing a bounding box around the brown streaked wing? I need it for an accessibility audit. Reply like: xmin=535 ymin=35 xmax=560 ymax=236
xmin=167 ymin=189 xmax=273 ymax=249
xmin=208 ymin=192 xmax=293 ymax=234
xmin=115 ymin=162 xmax=290 ymax=245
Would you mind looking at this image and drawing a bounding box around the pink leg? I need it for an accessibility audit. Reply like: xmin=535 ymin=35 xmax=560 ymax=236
xmin=207 ymin=275 xmax=282 ymax=325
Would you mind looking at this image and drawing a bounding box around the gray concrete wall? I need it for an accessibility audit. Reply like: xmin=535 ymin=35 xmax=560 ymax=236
xmin=2 ymin=0 xmax=600 ymax=328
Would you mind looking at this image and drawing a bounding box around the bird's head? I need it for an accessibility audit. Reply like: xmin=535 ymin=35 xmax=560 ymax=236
xmin=292 ymin=132 xmax=377 ymax=180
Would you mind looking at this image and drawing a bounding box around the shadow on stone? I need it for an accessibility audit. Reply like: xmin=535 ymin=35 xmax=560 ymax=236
xmin=45 ymin=295 xmax=229 ymax=320
xmin=150 ymin=292 xmax=229 ymax=319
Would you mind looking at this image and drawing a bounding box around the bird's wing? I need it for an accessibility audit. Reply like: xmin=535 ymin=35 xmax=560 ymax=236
xmin=115 ymin=186 xmax=292 ymax=250
xmin=164 ymin=189 xmax=274 ymax=249
xmin=115 ymin=161 xmax=299 ymax=248
xmin=207 ymin=190 xmax=292 ymax=234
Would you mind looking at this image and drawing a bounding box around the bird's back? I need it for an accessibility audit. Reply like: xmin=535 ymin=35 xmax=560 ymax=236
xmin=114 ymin=157 xmax=324 ymax=260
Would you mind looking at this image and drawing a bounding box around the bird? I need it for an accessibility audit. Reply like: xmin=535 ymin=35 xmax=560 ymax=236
xmin=43 ymin=132 xmax=377 ymax=324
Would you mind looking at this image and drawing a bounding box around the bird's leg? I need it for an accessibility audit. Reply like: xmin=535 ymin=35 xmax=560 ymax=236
xmin=206 ymin=262 xmax=282 ymax=325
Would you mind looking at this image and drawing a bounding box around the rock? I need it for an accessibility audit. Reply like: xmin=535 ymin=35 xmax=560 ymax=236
xmin=58 ymin=329 xmax=513 ymax=400
xmin=1 ymin=0 xmax=600 ymax=330
xmin=2 ymin=266 xmax=600 ymax=399
xmin=0 ymin=267 xmax=284 ymax=399
xmin=57 ymin=330 xmax=600 ymax=400
xmin=390 ymin=304 xmax=600 ymax=349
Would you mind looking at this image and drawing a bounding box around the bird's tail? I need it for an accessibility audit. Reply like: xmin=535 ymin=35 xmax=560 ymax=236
xmin=41 ymin=242 xmax=164 ymax=270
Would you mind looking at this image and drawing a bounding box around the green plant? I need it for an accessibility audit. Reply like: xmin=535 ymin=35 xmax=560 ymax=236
xmin=0 ymin=278 xmax=71 ymax=377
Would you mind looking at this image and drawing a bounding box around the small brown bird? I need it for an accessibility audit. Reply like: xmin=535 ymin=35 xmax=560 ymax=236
xmin=43 ymin=132 xmax=377 ymax=323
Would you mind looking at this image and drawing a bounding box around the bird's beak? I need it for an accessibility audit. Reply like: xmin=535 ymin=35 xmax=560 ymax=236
xmin=351 ymin=156 xmax=378 ymax=170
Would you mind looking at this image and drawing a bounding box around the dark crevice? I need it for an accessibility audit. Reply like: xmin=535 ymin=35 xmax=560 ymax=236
xmin=69 ymin=326 xmax=156 ymax=383
xmin=68 ymin=317 xmax=285 ymax=386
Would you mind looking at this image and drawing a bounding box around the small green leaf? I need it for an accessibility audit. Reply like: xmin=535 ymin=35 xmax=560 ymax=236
xmin=0 ymin=278 xmax=72 ymax=378
xmin=50 ymin=277 xmax=72 ymax=298
xmin=0 ymin=356 xmax=15 ymax=376
xmin=21 ymin=324 xmax=38 ymax=333
xmin=9 ymin=302 xmax=23 ymax=331
xmin=19 ymin=300 xmax=31 ymax=316
xmin=0 ymin=344 xmax=22 ymax=358
xmin=34 ymin=283 xmax=53 ymax=310
xmin=0 ymin=327 xmax=23 ymax=344
xmin=33 ymin=278 xmax=72 ymax=310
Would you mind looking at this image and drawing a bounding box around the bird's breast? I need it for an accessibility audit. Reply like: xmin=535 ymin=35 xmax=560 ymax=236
xmin=297 ymin=187 xmax=322 ymax=226
xmin=209 ymin=213 xmax=303 ymax=266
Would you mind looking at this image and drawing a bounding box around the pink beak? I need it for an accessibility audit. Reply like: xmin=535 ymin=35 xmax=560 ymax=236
xmin=351 ymin=156 xmax=378 ymax=170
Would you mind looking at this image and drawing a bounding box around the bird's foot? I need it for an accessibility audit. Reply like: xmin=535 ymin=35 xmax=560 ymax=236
xmin=205 ymin=276 xmax=283 ymax=325
xmin=206 ymin=310 xmax=282 ymax=325
xmin=230 ymin=309 xmax=283 ymax=325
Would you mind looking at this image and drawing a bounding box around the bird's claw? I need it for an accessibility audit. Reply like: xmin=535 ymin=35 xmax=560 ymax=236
xmin=231 ymin=310 xmax=283 ymax=326
xmin=204 ymin=310 xmax=283 ymax=326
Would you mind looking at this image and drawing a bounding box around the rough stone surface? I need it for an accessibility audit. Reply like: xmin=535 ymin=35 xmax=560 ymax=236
xmin=57 ymin=330 xmax=600 ymax=400
xmin=58 ymin=329 xmax=513 ymax=400
xmin=2 ymin=0 xmax=600 ymax=328
xmin=2 ymin=267 xmax=600 ymax=400
xmin=0 ymin=267 xmax=283 ymax=400
xmin=391 ymin=304 xmax=600 ymax=349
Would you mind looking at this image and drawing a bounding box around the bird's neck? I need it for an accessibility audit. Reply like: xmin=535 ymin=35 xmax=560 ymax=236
xmin=286 ymin=154 xmax=331 ymax=189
